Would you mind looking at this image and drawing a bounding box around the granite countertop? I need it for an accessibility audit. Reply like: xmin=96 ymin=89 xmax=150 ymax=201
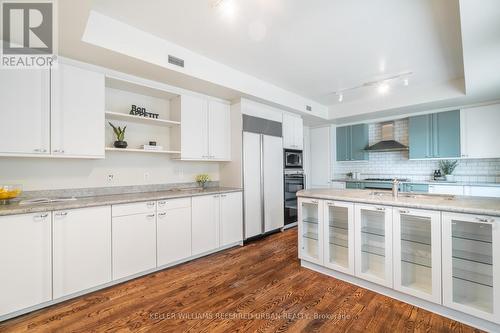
xmin=0 ymin=187 xmax=242 ymax=217
xmin=332 ymin=178 xmax=500 ymax=187
xmin=297 ymin=188 xmax=500 ymax=216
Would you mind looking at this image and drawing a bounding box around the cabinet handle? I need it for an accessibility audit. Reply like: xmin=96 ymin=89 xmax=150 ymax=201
xmin=475 ymin=217 xmax=495 ymax=224
xmin=375 ymin=207 xmax=385 ymax=211
xmin=311 ymin=200 xmax=319 ymax=204
xmin=326 ymin=202 xmax=334 ymax=206
xmin=158 ymin=201 xmax=166 ymax=205
xmin=221 ymin=194 xmax=226 ymax=198
xmin=158 ymin=212 xmax=167 ymax=217
xmin=53 ymin=149 xmax=65 ymax=153
xmin=146 ymin=214 xmax=155 ymax=219
xmin=34 ymin=213 xmax=49 ymax=221
xmin=34 ymin=148 xmax=47 ymax=153
xmin=146 ymin=202 xmax=155 ymax=207
xmin=55 ymin=212 xmax=68 ymax=217
xmin=213 ymin=195 xmax=220 ymax=198
xmin=399 ymin=209 xmax=410 ymax=214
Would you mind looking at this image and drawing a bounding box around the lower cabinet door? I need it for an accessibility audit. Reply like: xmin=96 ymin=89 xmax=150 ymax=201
xmin=442 ymin=212 xmax=500 ymax=324
xmin=192 ymin=195 xmax=220 ymax=256
xmin=298 ymin=198 xmax=324 ymax=264
xmin=220 ymin=192 xmax=243 ymax=247
xmin=0 ymin=213 xmax=52 ymax=317
xmin=157 ymin=199 xmax=192 ymax=266
xmin=53 ymin=206 xmax=112 ymax=299
xmin=354 ymin=204 xmax=393 ymax=287
xmin=393 ymin=208 xmax=441 ymax=304
xmin=112 ymin=213 xmax=157 ymax=280
xmin=323 ymin=201 xmax=354 ymax=274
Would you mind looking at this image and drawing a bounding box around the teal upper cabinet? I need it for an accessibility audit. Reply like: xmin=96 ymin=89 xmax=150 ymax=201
xmin=336 ymin=124 xmax=368 ymax=161
xmin=409 ymin=110 xmax=460 ymax=159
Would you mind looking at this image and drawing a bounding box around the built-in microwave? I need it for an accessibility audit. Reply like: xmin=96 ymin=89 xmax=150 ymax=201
xmin=284 ymin=149 xmax=303 ymax=169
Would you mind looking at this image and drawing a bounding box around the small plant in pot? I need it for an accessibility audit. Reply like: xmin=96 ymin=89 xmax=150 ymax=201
xmin=439 ymin=160 xmax=458 ymax=182
xmin=195 ymin=174 xmax=211 ymax=189
xmin=109 ymin=122 xmax=127 ymax=148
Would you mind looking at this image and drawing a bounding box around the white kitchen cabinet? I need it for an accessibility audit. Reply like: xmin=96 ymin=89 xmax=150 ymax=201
xmin=220 ymin=192 xmax=243 ymax=246
xmin=298 ymin=198 xmax=324 ymax=264
xmin=157 ymin=198 xmax=192 ymax=266
xmin=0 ymin=69 xmax=50 ymax=155
xmin=0 ymin=212 xmax=52 ymax=317
xmin=208 ymin=100 xmax=231 ymax=160
xmin=51 ymin=63 xmax=105 ymax=158
xmin=192 ymin=194 xmax=220 ymax=255
xmin=323 ymin=201 xmax=354 ymax=274
xmin=52 ymin=206 xmax=111 ymax=299
xmin=429 ymin=185 xmax=464 ymax=195
xmin=283 ymin=113 xmax=303 ymax=150
xmin=393 ymin=208 xmax=441 ymax=304
xmin=171 ymin=95 xmax=231 ymax=161
xmin=461 ymin=104 xmax=500 ymax=159
xmin=464 ymin=186 xmax=500 ymax=198
xmin=442 ymin=212 xmax=500 ymax=324
xmin=354 ymin=203 xmax=393 ymax=288
xmin=112 ymin=202 xmax=157 ymax=280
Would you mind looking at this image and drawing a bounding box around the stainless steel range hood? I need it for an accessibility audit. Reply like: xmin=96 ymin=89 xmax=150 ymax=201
xmin=365 ymin=122 xmax=408 ymax=152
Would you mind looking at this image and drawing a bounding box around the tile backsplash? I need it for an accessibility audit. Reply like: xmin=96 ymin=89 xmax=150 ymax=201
xmin=333 ymin=119 xmax=500 ymax=183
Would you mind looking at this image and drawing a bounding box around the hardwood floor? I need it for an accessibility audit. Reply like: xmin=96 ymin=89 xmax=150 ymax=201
xmin=0 ymin=228 xmax=482 ymax=333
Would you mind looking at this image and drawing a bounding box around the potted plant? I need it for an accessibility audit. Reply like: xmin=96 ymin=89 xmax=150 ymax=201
xmin=108 ymin=122 xmax=127 ymax=148
xmin=195 ymin=174 xmax=211 ymax=189
xmin=439 ymin=160 xmax=458 ymax=182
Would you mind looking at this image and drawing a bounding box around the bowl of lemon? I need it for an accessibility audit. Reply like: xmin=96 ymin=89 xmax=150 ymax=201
xmin=0 ymin=185 xmax=22 ymax=205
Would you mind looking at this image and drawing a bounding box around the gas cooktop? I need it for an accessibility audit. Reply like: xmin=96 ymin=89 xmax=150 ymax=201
xmin=364 ymin=178 xmax=410 ymax=182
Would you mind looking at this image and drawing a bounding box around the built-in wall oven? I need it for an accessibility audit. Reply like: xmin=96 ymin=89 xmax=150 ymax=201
xmin=284 ymin=149 xmax=303 ymax=169
xmin=284 ymin=170 xmax=305 ymax=227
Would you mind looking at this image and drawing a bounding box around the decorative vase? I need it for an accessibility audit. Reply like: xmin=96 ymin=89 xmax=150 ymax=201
xmin=114 ymin=141 xmax=128 ymax=149
xmin=445 ymin=174 xmax=455 ymax=182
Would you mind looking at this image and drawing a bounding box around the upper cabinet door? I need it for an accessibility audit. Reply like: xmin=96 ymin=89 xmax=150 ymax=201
xmin=282 ymin=114 xmax=303 ymax=149
xmin=51 ymin=64 xmax=105 ymax=158
xmin=461 ymin=104 xmax=500 ymax=159
xmin=179 ymin=95 xmax=209 ymax=159
xmin=409 ymin=114 xmax=432 ymax=159
xmin=434 ymin=110 xmax=460 ymax=158
xmin=350 ymin=124 xmax=368 ymax=161
xmin=208 ymin=100 xmax=231 ymax=160
xmin=294 ymin=116 xmax=304 ymax=150
xmin=0 ymin=69 xmax=50 ymax=155
xmin=336 ymin=126 xmax=349 ymax=161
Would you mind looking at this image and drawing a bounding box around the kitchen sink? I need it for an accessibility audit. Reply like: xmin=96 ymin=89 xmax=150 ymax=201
xmin=369 ymin=191 xmax=455 ymax=200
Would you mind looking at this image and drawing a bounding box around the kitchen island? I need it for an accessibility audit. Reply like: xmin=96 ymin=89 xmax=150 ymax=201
xmin=296 ymin=188 xmax=500 ymax=332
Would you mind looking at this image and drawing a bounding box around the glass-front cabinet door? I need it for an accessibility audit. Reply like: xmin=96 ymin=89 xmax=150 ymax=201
xmin=323 ymin=201 xmax=354 ymax=274
xmin=442 ymin=213 xmax=500 ymax=324
xmin=393 ymin=208 xmax=441 ymax=304
xmin=298 ymin=198 xmax=323 ymax=264
xmin=354 ymin=204 xmax=393 ymax=287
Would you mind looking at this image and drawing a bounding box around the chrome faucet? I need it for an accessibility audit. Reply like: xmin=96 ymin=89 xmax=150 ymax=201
xmin=392 ymin=179 xmax=400 ymax=198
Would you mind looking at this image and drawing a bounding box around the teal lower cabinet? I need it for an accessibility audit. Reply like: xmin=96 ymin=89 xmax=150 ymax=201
xmin=409 ymin=110 xmax=460 ymax=159
xmin=403 ymin=183 xmax=429 ymax=193
xmin=346 ymin=182 xmax=364 ymax=189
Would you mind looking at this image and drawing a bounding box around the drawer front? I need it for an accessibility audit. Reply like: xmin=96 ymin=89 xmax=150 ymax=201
xmin=112 ymin=201 xmax=156 ymax=217
xmin=157 ymin=197 xmax=191 ymax=212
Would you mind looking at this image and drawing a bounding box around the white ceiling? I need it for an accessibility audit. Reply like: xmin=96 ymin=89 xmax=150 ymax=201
xmin=92 ymin=0 xmax=465 ymax=106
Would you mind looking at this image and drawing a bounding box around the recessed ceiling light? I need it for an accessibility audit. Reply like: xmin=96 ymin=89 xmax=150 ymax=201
xmin=404 ymin=78 xmax=409 ymax=86
xmin=338 ymin=93 xmax=343 ymax=102
xmin=215 ymin=0 xmax=237 ymax=20
xmin=377 ymin=83 xmax=390 ymax=94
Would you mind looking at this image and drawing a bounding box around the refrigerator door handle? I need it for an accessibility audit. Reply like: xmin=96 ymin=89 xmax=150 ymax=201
xmin=260 ymin=134 xmax=265 ymax=234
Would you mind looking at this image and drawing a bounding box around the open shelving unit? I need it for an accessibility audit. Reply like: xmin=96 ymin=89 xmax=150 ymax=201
xmin=105 ymin=111 xmax=180 ymax=127
xmin=105 ymin=147 xmax=181 ymax=154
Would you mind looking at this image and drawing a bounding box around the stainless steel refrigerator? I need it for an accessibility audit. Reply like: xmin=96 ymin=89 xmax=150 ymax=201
xmin=243 ymin=115 xmax=284 ymax=239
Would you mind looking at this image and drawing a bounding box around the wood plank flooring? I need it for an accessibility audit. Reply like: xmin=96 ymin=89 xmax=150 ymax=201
xmin=0 ymin=228 xmax=482 ymax=332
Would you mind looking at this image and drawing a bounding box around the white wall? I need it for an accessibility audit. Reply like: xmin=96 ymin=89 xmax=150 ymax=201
xmin=0 ymin=155 xmax=219 ymax=191
xmin=333 ymin=119 xmax=500 ymax=182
